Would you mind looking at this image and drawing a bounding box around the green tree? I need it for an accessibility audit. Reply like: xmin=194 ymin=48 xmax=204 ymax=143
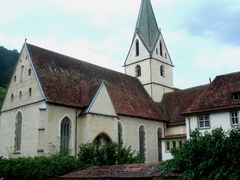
xmin=0 ymin=87 xmax=6 ymax=108
xmin=159 ymin=127 xmax=240 ymax=180
xmin=78 ymin=143 xmax=144 ymax=169
xmin=0 ymin=46 xmax=19 ymax=88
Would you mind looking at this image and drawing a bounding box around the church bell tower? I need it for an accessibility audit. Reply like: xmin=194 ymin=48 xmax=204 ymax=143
xmin=124 ymin=0 xmax=174 ymax=102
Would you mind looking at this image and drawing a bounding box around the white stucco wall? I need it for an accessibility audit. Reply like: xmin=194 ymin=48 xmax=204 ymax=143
xmin=2 ymin=45 xmax=44 ymax=111
xmin=47 ymin=104 xmax=77 ymax=156
xmin=0 ymin=102 xmax=43 ymax=158
xmin=186 ymin=111 xmax=234 ymax=139
xmin=125 ymin=34 xmax=151 ymax=65
xmin=119 ymin=116 xmax=165 ymax=163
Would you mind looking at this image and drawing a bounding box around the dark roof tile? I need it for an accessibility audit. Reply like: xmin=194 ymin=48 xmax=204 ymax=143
xmin=184 ymin=72 xmax=240 ymax=114
xmin=27 ymin=43 xmax=166 ymax=121
xmin=159 ymin=85 xmax=208 ymax=125
xmin=58 ymin=164 xmax=159 ymax=179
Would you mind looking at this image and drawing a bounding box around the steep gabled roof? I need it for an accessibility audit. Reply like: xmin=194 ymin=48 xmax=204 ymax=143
xmin=159 ymin=85 xmax=208 ymax=126
xmin=184 ymin=72 xmax=240 ymax=114
xmin=135 ymin=0 xmax=160 ymax=54
xmin=26 ymin=43 xmax=166 ymax=121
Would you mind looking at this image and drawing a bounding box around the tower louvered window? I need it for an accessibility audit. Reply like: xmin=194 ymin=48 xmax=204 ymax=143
xmin=60 ymin=117 xmax=71 ymax=155
xmin=139 ymin=125 xmax=146 ymax=160
xmin=136 ymin=40 xmax=140 ymax=56
xmin=135 ymin=65 xmax=141 ymax=77
xmin=160 ymin=65 xmax=165 ymax=77
xmin=14 ymin=112 xmax=22 ymax=152
xmin=160 ymin=41 xmax=163 ymax=56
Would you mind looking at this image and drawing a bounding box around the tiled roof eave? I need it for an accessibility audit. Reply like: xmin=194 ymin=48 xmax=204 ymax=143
xmin=118 ymin=113 xmax=167 ymax=122
xmin=183 ymin=104 xmax=240 ymax=115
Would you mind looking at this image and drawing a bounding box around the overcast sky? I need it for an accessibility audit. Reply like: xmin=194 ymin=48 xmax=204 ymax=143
xmin=1 ymin=0 xmax=240 ymax=89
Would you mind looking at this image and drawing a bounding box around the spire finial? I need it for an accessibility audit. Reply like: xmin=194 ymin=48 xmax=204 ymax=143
xmin=25 ymin=38 xmax=27 ymax=43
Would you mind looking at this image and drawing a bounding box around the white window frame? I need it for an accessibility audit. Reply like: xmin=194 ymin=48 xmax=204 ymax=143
xmin=230 ymin=111 xmax=239 ymax=126
xmin=198 ymin=115 xmax=210 ymax=129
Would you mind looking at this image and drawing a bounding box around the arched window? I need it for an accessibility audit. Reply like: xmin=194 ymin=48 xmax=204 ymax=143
xmin=136 ymin=40 xmax=140 ymax=56
xmin=11 ymin=94 xmax=14 ymax=102
xmin=14 ymin=112 xmax=22 ymax=152
xmin=135 ymin=65 xmax=141 ymax=77
xmin=139 ymin=125 xmax=146 ymax=160
xmin=157 ymin=128 xmax=162 ymax=162
xmin=160 ymin=65 xmax=165 ymax=77
xmin=93 ymin=133 xmax=111 ymax=146
xmin=14 ymin=76 xmax=16 ymax=82
xmin=28 ymin=69 xmax=31 ymax=76
xmin=19 ymin=91 xmax=22 ymax=100
xmin=60 ymin=117 xmax=71 ymax=155
xmin=28 ymin=88 xmax=32 ymax=97
xmin=160 ymin=41 xmax=163 ymax=56
xmin=118 ymin=122 xmax=123 ymax=144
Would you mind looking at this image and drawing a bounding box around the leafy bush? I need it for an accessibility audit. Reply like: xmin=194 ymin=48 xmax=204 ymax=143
xmin=0 ymin=155 xmax=80 ymax=180
xmin=159 ymin=127 xmax=240 ymax=180
xmin=78 ymin=143 xmax=144 ymax=168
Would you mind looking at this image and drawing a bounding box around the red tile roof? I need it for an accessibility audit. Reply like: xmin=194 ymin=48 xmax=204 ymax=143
xmin=184 ymin=72 xmax=240 ymax=114
xmin=159 ymin=85 xmax=208 ymax=125
xmin=57 ymin=164 xmax=160 ymax=179
xmin=27 ymin=43 xmax=166 ymax=121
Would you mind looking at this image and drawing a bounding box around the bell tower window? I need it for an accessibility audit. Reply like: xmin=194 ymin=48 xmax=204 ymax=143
xmin=160 ymin=41 xmax=163 ymax=56
xmin=160 ymin=65 xmax=165 ymax=77
xmin=136 ymin=40 xmax=140 ymax=56
xmin=135 ymin=65 xmax=141 ymax=77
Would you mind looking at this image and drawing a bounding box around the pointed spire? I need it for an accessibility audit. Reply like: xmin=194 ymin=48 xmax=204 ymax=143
xmin=135 ymin=0 xmax=160 ymax=54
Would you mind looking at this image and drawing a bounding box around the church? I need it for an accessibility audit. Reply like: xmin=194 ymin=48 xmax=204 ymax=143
xmin=0 ymin=0 xmax=239 ymax=163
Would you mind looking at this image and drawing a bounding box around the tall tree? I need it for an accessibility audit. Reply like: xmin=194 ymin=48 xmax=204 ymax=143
xmin=0 ymin=87 xmax=6 ymax=108
xmin=0 ymin=46 xmax=19 ymax=88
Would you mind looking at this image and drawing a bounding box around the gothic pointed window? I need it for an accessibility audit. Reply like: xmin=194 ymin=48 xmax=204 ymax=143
xmin=14 ymin=112 xmax=22 ymax=152
xmin=157 ymin=128 xmax=162 ymax=162
xmin=160 ymin=65 xmax=165 ymax=77
xmin=135 ymin=65 xmax=141 ymax=77
xmin=136 ymin=40 xmax=140 ymax=56
xmin=118 ymin=122 xmax=123 ymax=144
xmin=20 ymin=65 xmax=24 ymax=82
xmin=60 ymin=117 xmax=71 ymax=155
xmin=139 ymin=125 xmax=146 ymax=160
xmin=160 ymin=41 xmax=163 ymax=56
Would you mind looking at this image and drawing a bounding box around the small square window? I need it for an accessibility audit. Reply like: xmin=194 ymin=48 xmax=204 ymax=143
xmin=198 ymin=115 xmax=210 ymax=129
xmin=172 ymin=141 xmax=176 ymax=149
xmin=166 ymin=141 xmax=170 ymax=151
xmin=179 ymin=141 xmax=182 ymax=148
xmin=231 ymin=112 xmax=239 ymax=125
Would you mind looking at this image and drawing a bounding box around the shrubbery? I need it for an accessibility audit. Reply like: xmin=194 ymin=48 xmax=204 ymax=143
xmin=0 ymin=155 xmax=80 ymax=180
xmin=0 ymin=143 xmax=143 ymax=179
xmin=78 ymin=143 xmax=144 ymax=168
xmin=159 ymin=127 xmax=240 ymax=180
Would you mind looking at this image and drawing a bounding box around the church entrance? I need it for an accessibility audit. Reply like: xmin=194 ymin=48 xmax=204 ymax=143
xmin=93 ymin=133 xmax=111 ymax=146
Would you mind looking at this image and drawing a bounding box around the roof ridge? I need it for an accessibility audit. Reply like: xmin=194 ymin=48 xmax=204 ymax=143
xmin=26 ymin=43 xmax=136 ymax=80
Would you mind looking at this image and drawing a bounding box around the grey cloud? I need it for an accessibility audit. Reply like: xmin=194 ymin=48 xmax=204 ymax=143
xmin=183 ymin=1 xmax=240 ymax=46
